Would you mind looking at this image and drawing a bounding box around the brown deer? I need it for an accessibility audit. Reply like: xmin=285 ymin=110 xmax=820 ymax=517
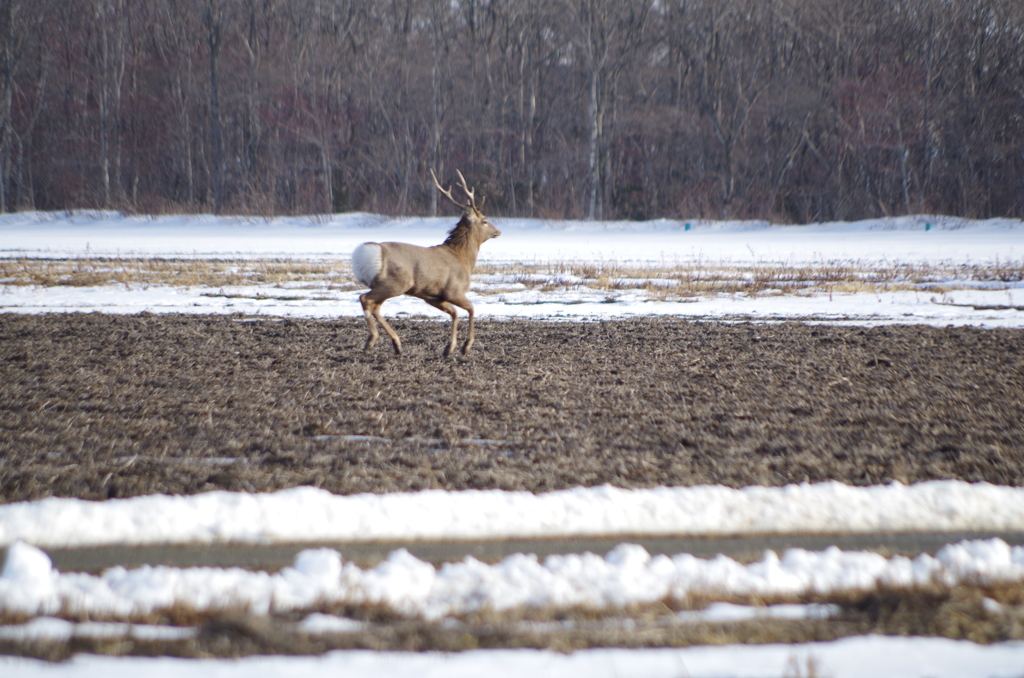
xmin=352 ymin=170 xmax=500 ymax=356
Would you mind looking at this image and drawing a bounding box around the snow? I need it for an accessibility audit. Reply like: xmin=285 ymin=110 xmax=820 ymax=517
xmin=297 ymin=613 xmax=367 ymax=634
xmin=2 ymin=481 xmax=1024 ymax=549
xmin=1 ymin=210 xmax=1019 ymax=264
xmin=2 ymin=539 xmax=1023 ymax=620
xmin=3 ymin=210 xmax=1024 ymax=671
xmin=3 ymin=637 xmax=1024 ymax=678
xmin=9 ymin=282 xmax=1024 ymax=327
xmin=0 ymin=618 xmax=195 ymax=642
xmin=674 ymin=602 xmax=840 ymax=622
xmin=1 ymin=210 xmax=1023 ymax=326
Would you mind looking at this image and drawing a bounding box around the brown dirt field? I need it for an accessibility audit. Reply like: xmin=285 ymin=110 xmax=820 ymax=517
xmin=2 ymin=313 xmax=1024 ymax=504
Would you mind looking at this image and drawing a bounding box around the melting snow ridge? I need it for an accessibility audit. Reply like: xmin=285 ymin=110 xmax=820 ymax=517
xmin=2 ymin=539 xmax=1024 ymax=620
xmin=1 ymin=481 xmax=1023 ymax=549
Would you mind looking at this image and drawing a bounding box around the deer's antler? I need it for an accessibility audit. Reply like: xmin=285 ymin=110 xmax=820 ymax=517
xmin=430 ymin=169 xmax=469 ymax=212
xmin=431 ymin=169 xmax=484 ymax=213
xmin=455 ymin=170 xmax=479 ymax=212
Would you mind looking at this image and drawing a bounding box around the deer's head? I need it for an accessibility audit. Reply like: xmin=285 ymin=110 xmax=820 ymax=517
xmin=431 ymin=169 xmax=501 ymax=243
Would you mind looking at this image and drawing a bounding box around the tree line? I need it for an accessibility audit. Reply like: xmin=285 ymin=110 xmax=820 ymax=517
xmin=1 ymin=0 xmax=1022 ymax=221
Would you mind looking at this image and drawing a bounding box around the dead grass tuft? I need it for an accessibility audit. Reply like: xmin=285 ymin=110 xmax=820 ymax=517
xmin=0 ymin=257 xmax=344 ymax=289
xmin=4 ymin=582 xmax=1024 ymax=658
xmin=4 ymin=256 xmax=1021 ymax=301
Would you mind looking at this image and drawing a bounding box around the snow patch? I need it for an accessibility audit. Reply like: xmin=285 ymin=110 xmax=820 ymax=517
xmin=4 ymin=637 xmax=1024 ymax=678
xmin=3 ymin=481 xmax=1024 ymax=549
xmin=3 ymin=210 xmax=1024 ymax=326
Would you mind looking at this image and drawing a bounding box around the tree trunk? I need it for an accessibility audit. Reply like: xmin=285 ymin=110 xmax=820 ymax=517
xmin=586 ymin=65 xmax=600 ymax=220
xmin=0 ymin=0 xmax=14 ymax=213
xmin=206 ymin=0 xmax=224 ymax=214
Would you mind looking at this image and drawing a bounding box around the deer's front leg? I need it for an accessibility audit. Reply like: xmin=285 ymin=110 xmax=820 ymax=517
xmin=426 ymin=300 xmax=460 ymax=357
xmin=449 ymin=296 xmax=476 ymax=355
xmin=461 ymin=307 xmax=476 ymax=354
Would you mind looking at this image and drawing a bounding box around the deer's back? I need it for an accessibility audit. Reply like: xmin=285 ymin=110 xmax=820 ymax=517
xmin=375 ymin=242 xmax=470 ymax=299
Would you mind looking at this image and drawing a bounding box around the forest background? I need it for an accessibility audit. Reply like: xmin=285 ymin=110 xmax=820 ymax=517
xmin=1 ymin=0 xmax=1022 ymax=222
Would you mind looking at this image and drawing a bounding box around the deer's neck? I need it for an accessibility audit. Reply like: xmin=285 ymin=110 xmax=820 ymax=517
xmin=441 ymin=225 xmax=482 ymax=271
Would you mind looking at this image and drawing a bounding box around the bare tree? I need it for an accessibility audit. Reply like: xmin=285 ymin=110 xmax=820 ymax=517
xmin=2 ymin=0 xmax=1023 ymax=219
xmin=0 ymin=0 xmax=52 ymax=212
xmin=689 ymin=0 xmax=774 ymax=217
xmin=564 ymin=0 xmax=650 ymax=220
xmin=204 ymin=0 xmax=229 ymax=213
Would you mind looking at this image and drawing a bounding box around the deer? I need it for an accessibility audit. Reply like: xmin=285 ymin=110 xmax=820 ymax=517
xmin=351 ymin=170 xmax=501 ymax=357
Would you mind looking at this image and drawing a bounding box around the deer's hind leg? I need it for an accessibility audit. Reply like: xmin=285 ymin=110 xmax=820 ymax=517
xmin=360 ymin=291 xmax=403 ymax=355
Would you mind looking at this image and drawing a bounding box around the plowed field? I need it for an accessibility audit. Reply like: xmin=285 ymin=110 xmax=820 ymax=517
xmin=2 ymin=313 xmax=1023 ymax=503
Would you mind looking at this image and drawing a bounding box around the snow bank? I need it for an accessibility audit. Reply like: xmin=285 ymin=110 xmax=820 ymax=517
xmin=5 ymin=636 xmax=1024 ymax=678
xmin=2 ymin=481 xmax=1024 ymax=549
xmin=2 ymin=539 xmax=1022 ymax=620
xmin=1 ymin=210 xmax=1021 ymax=265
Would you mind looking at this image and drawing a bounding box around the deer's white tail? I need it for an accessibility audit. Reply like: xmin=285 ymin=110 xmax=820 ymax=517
xmin=352 ymin=242 xmax=383 ymax=287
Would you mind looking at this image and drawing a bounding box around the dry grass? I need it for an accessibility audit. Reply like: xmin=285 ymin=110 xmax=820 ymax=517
xmin=3 ymin=583 xmax=1024 ymax=659
xmin=511 ymin=259 xmax=1024 ymax=301
xmin=2 ymin=256 xmax=1022 ymax=301
xmin=475 ymin=258 xmax=1024 ymax=302
xmin=0 ymin=258 xmax=350 ymax=289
